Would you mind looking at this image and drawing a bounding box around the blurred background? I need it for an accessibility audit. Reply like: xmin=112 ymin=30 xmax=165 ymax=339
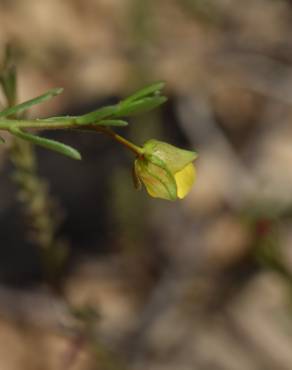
xmin=1 ymin=0 xmax=292 ymax=369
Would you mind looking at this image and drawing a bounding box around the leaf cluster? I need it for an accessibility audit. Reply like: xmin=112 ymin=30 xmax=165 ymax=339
xmin=0 ymin=61 xmax=167 ymax=160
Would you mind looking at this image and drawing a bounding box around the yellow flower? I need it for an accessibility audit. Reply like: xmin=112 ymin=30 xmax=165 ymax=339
xmin=134 ymin=139 xmax=197 ymax=200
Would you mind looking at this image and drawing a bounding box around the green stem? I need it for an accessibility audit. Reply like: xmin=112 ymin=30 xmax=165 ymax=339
xmin=0 ymin=117 xmax=144 ymax=156
xmin=0 ymin=118 xmax=75 ymax=130
xmin=94 ymin=127 xmax=144 ymax=156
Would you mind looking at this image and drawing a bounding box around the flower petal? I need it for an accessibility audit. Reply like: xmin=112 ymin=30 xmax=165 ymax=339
xmin=175 ymin=163 xmax=196 ymax=199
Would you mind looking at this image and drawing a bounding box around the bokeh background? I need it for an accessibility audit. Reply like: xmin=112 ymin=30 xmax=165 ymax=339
xmin=1 ymin=0 xmax=292 ymax=369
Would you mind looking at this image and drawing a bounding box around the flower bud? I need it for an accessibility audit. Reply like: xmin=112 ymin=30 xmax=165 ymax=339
xmin=134 ymin=139 xmax=197 ymax=200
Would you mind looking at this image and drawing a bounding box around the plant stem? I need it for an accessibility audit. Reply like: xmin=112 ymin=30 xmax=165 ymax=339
xmin=0 ymin=118 xmax=144 ymax=156
xmin=0 ymin=118 xmax=75 ymax=130
xmin=94 ymin=127 xmax=144 ymax=156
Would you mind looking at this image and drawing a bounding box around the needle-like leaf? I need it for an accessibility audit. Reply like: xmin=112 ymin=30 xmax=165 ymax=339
xmin=122 ymin=81 xmax=165 ymax=104
xmin=0 ymin=88 xmax=63 ymax=118
xmin=10 ymin=127 xmax=81 ymax=160
xmin=76 ymin=105 xmax=117 ymax=125
xmin=116 ymin=96 xmax=167 ymax=117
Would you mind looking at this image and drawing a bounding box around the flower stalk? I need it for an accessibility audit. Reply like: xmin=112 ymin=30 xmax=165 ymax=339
xmin=93 ymin=126 xmax=144 ymax=156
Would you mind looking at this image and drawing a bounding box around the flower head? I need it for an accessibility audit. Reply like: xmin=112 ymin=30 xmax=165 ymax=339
xmin=134 ymin=139 xmax=197 ymax=200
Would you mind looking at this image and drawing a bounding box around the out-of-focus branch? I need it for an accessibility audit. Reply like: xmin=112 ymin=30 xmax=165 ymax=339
xmin=0 ymin=284 xmax=77 ymax=333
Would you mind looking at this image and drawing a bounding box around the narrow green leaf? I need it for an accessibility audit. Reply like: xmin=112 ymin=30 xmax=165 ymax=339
xmin=10 ymin=127 xmax=81 ymax=160
xmin=122 ymin=81 xmax=165 ymax=104
xmin=0 ymin=45 xmax=17 ymax=106
xmin=76 ymin=105 xmax=117 ymax=125
xmin=76 ymin=84 xmax=166 ymax=124
xmin=0 ymin=135 xmax=5 ymax=143
xmin=0 ymin=65 xmax=17 ymax=107
xmin=0 ymin=87 xmax=64 ymax=118
xmin=116 ymin=96 xmax=167 ymax=117
xmin=94 ymin=119 xmax=128 ymax=127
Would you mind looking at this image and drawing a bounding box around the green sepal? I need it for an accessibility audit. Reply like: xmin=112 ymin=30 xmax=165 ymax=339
xmin=116 ymin=96 xmax=167 ymax=117
xmin=0 ymin=87 xmax=63 ymax=118
xmin=135 ymin=156 xmax=177 ymax=201
xmin=122 ymin=81 xmax=165 ymax=104
xmin=146 ymin=154 xmax=177 ymax=200
xmin=9 ymin=127 xmax=81 ymax=160
xmin=146 ymin=166 xmax=177 ymax=201
xmin=76 ymin=105 xmax=117 ymax=125
xmin=144 ymin=139 xmax=198 ymax=173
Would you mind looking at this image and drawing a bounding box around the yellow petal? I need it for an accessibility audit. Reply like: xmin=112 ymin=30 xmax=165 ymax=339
xmin=174 ymin=163 xmax=196 ymax=199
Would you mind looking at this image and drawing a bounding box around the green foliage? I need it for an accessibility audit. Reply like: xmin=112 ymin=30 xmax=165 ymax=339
xmin=0 ymin=45 xmax=17 ymax=106
xmin=122 ymin=81 xmax=165 ymax=103
xmin=116 ymin=95 xmax=167 ymax=116
xmin=74 ymin=105 xmax=117 ymax=124
xmin=10 ymin=126 xmax=81 ymax=160
xmin=0 ymin=87 xmax=63 ymax=118
xmin=0 ymin=81 xmax=168 ymax=159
